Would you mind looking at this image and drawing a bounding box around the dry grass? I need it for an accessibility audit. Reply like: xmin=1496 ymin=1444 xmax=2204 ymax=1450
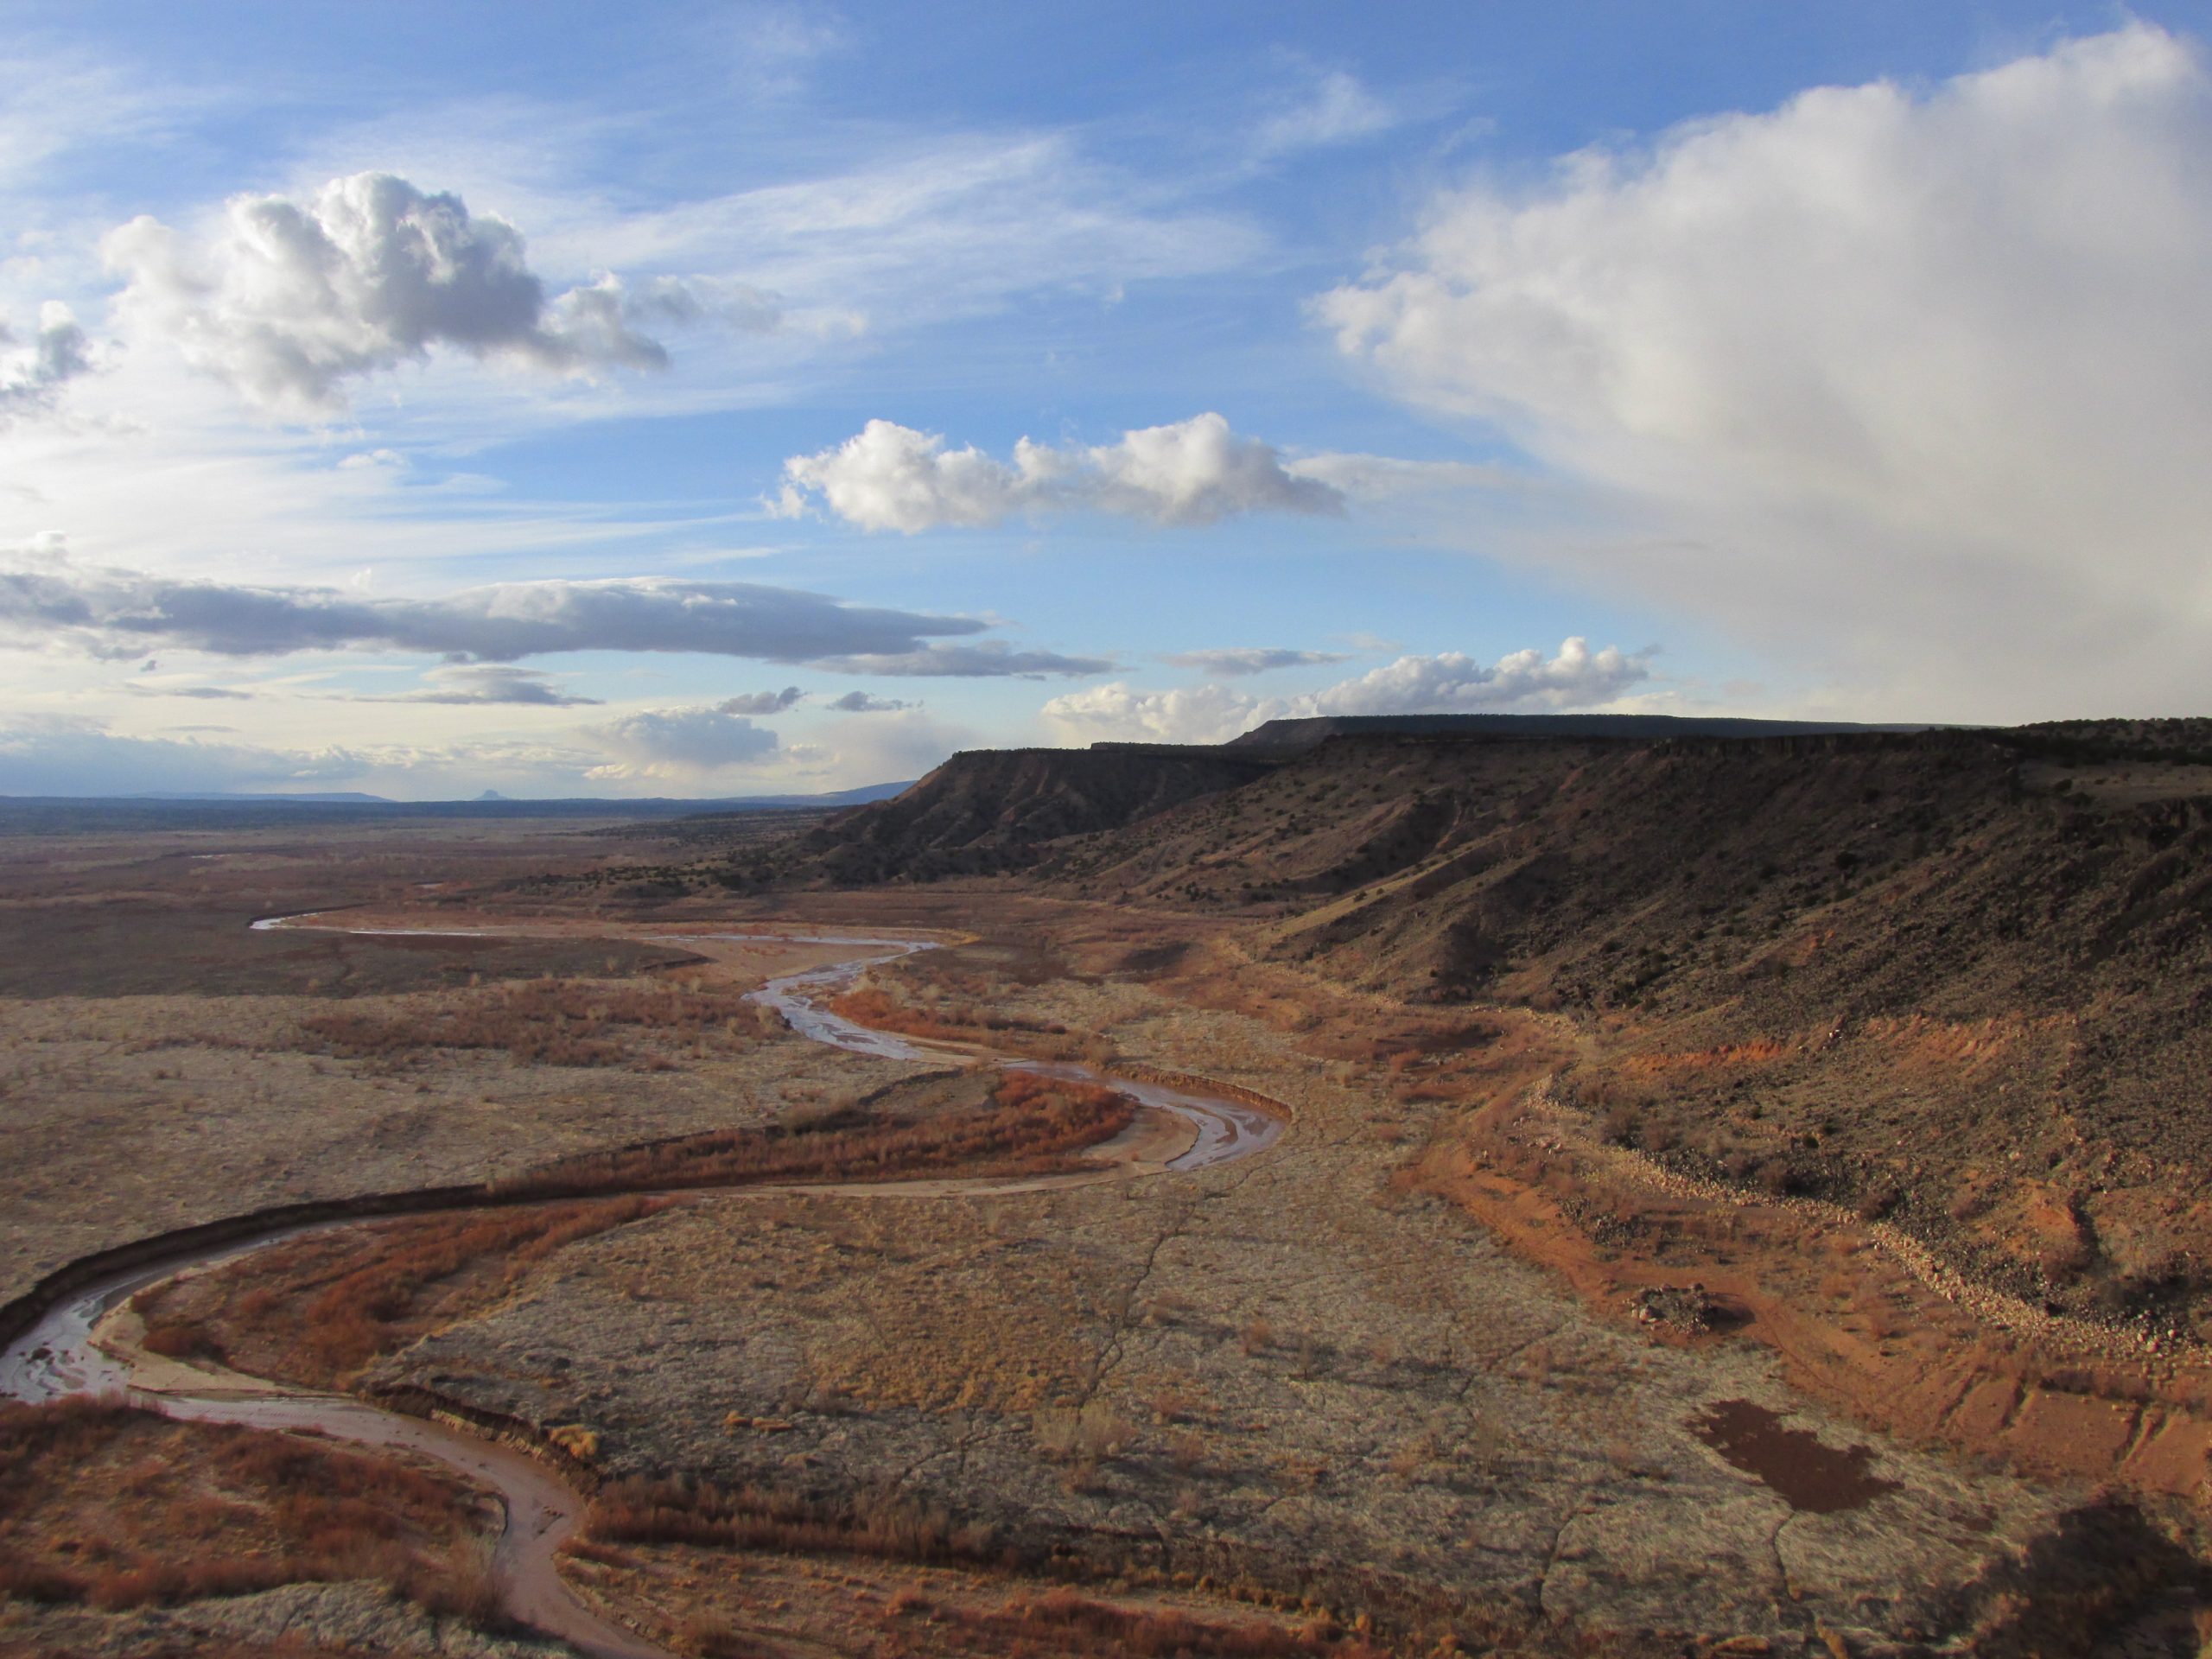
xmin=1032 ymin=1400 xmax=1133 ymax=1471
xmin=582 ymin=1474 xmax=995 ymax=1566
xmin=297 ymin=976 xmax=777 ymax=1069
xmin=0 ymin=1398 xmax=497 ymax=1621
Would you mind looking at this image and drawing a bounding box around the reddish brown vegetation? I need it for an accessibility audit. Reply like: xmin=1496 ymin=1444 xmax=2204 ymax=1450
xmin=583 ymin=1481 xmax=1396 ymax=1657
xmin=142 ymin=1198 xmax=662 ymax=1389
xmin=891 ymin=1586 xmax=1389 ymax=1659
xmin=826 ymin=986 xmax=1109 ymax=1060
xmin=585 ymin=1474 xmax=995 ymax=1567
xmin=298 ymin=976 xmax=774 ymax=1068
xmin=501 ymin=1079 xmax=1135 ymax=1202
xmin=827 ymin=986 xmax=1075 ymax=1052
xmin=0 ymin=1398 xmax=496 ymax=1620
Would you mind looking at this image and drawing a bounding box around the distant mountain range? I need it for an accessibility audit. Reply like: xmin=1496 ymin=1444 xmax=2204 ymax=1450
xmin=0 ymin=780 xmax=916 ymax=830
xmin=72 ymin=782 xmax=917 ymax=809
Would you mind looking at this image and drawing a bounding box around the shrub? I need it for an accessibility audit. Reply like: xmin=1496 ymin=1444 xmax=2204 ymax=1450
xmin=0 ymin=1399 xmax=494 ymax=1622
xmin=149 ymin=1198 xmax=661 ymax=1389
xmin=587 ymin=1475 xmax=989 ymax=1566
xmin=497 ymin=1080 xmax=1135 ymax=1204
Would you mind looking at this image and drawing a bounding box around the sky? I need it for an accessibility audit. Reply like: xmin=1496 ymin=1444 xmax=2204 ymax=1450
xmin=5 ymin=3 xmax=2212 ymax=798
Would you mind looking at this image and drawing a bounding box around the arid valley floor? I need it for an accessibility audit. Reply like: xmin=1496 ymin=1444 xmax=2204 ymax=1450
xmin=10 ymin=723 xmax=2212 ymax=1657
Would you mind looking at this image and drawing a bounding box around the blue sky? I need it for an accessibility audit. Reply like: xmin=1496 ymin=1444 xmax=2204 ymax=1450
xmin=4 ymin=2 xmax=2212 ymax=796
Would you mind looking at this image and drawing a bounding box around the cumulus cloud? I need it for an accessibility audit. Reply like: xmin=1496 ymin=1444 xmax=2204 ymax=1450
xmin=815 ymin=708 xmax=970 ymax=786
xmin=1160 ymin=646 xmax=1348 ymax=677
xmin=1310 ymin=639 xmax=1648 ymax=715
xmin=828 ymin=690 xmax=915 ymax=712
xmin=1042 ymin=639 xmax=1649 ymax=744
xmin=0 ymin=553 xmax=1105 ymax=677
xmin=1039 ymin=682 xmax=1266 ymax=746
xmin=1315 ymin=25 xmax=2212 ymax=716
xmin=104 ymin=172 xmax=682 ymax=410
xmin=776 ymin=412 xmax=1343 ymax=531
xmin=717 ymin=685 xmax=805 ymax=715
xmin=0 ymin=303 xmax=92 ymax=421
xmin=584 ymin=705 xmax=779 ymax=779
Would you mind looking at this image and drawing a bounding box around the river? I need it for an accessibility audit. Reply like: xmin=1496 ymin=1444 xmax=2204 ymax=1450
xmin=0 ymin=922 xmax=1282 ymax=1657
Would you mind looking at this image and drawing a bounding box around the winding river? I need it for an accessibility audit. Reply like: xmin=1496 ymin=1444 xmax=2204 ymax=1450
xmin=0 ymin=921 xmax=1282 ymax=1658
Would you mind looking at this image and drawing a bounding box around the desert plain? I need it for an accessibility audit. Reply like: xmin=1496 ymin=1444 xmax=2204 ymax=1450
xmin=8 ymin=724 xmax=2212 ymax=1659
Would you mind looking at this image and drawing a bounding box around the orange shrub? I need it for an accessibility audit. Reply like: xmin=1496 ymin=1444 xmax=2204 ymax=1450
xmin=0 ymin=1398 xmax=491 ymax=1618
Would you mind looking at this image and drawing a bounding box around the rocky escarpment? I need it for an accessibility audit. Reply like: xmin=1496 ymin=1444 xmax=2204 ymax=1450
xmin=775 ymin=745 xmax=1283 ymax=883
xmin=786 ymin=717 xmax=2212 ymax=1332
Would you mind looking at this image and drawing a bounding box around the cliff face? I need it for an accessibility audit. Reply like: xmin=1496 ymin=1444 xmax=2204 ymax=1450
xmin=792 ymin=728 xmax=2212 ymax=1041
xmin=785 ymin=721 xmax=2212 ymax=1313
xmin=1227 ymin=712 xmax=1916 ymax=752
xmin=784 ymin=747 xmax=1282 ymax=883
xmin=1048 ymin=722 xmax=2212 ymax=1317
xmin=1052 ymin=725 xmax=2212 ymax=1029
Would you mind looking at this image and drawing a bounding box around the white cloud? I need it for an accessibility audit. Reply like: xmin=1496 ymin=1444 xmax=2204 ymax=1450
xmin=1160 ymin=646 xmax=1348 ymax=677
xmin=817 ymin=708 xmax=969 ymax=785
xmin=105 ymin=172 xmax=680 ymax=411
xmin=0 ymin=303 xmax=92 ymax=422
xmin=584 ymin=704 xmax=779 ymax=779
xmin=778 ymin=412 xmax=1343 ymax=531
xmin=1255 ymin=71 xmax=1397 ymax=157
xmin=1310 ymin=639 xmax=1649 ymax=715
xmin=1039 ymin=681 xmax=1266 ymax=746
xmin=338 ymin=448 xmax=408 ymax=471
xmin=1317 ymin=25 xmax=2212 ymax=717
xmin=556 ymin=131 xmax=1262 ymax=330
xmin=1282 ymin=452 xmax=1521 ymax=499
xmin=1043 ymin=638 xmax=1646 ymax=743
